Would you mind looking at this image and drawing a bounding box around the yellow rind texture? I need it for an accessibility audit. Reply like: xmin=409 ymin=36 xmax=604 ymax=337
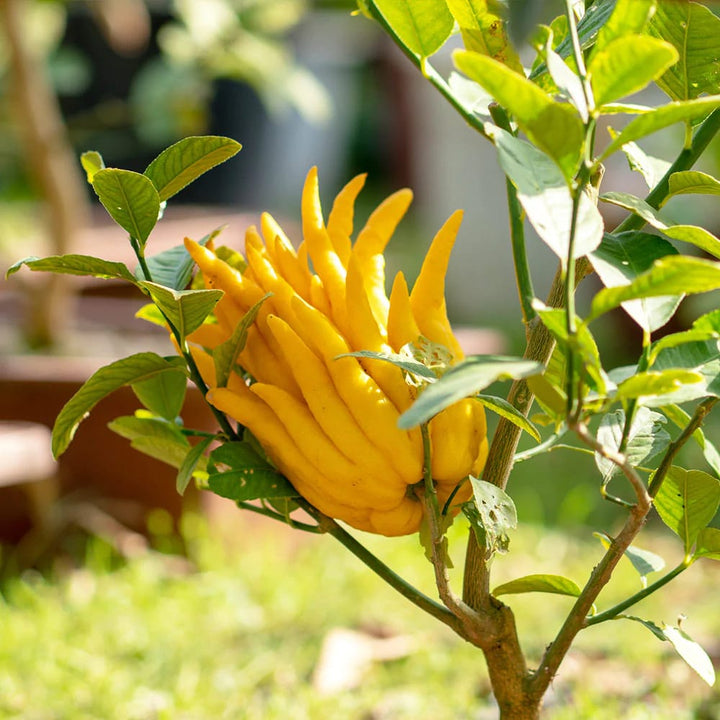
xmin=185 ymin=168 xmax=488 ymax=536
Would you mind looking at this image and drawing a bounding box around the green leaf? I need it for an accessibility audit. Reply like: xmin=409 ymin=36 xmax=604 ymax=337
xmin=689 ymin=307 xmax=720 ymax=334
xmin=530 ymin=0 xmax=616 ymax=78
xmin=622 ymin=615 xmax=667 ymax=641
xmin=207 ymin=442 xmax=297 ymax=501
xmin=589 ymin=35 xmax=678 ymax=108
xmin=526 ymin=372 xmax=566 ymax=418
xmin=651 ymin=338 xmax=720 ymax=399
xmin=649 ymin=329 xmax=720 ymax=368
xmin=418 ymin=511 xmax=455 ymax=567
xmin=483 ymin=126 xmax=604 ymax=261
xmin=654 ymin=466 xmax=720 ymax=553
xmin=108 ymin=414 xmax=190 ymax=469
xmin=590 ymin=232 xmax=681 ymax=333
xmin=534 ymin=303 xmax=606 ymax=393
xmin=52 ymin=353 xmax=186 ymax=459
xmin=695 ymin=527 xmax=720 ymax=561
xmin=600 ymin=96 xmax=720 ymax=160
xmin=140 ymin=227 xmax=224 ymax=288
xmin=131 ymin=370 xmax=187 ymax=421
xmin=465 ymin=477 xmax=517 ymax=556
xmin=373 ymin=0 xmax=454 ymax=59
xmin=594 ymin=408 xmax=671 ymax=484
xmin=665 ymin=170 xmax=720 ymax=203
xmin=80 ymin=150 xmax=105 ymax=183
xmin=176 ymin=436 xmax=214 ymax=495
xmin=492 ymin=573 xmax=581 ymax=598
xmin=447 ymin=71 xmax=495 ymax=120
xmin=138 ymin=282 xmax=223 ymax=340
xmin=618 ymin=138 xmax=672 ymax=189
xmin=6 ymin=254 xmax=136 ymax=283
xmin=214 ymin=245 xmax=247 ymax=275
xmin=615 ymin=369 xmax=704 ymax=403
xmin=92 ymin=168 xmax=160 ymax=245
xmin=663 ymin=404 xmax=720 ymax=477
xmin=454 ymin=50 xmax=583 ymax=179
xmin=589 ymin=256 xmax=720 ymax=322
xmin=590 ymin=0 xmax=655 ymax=58
xmin=336 ymin=350 xmax=437 ymax=380
xmin=622 ymin=544 xmax=666 ymax=582
xmin=135 ymin=303 xmax=167 ymax=328
xmin=622 ymin=615 xmax=717 ymax=685
xmin=663 ymin=625 xmax=716 ymax=686
xmin=446 ymin=0 xmax=522 ymax=73
xmin=474 ymin=394 xmax=540 ymax=443
xmin=545 ymin=45 xmax=588 ymax=122
xmin=599 ymin=103 xmax=655 ymax=115
xmin=214 ymin=293 xmax=271 ymax=388
xmin=648 ymin=1 xmax=720 ymax=101
xmin=600 ymin=191 xmax=720 ymax=259
xmin=144 ymin=136 xmax=242 ymax=202
xmin=398 ymin=355 xmax=543 ymax=429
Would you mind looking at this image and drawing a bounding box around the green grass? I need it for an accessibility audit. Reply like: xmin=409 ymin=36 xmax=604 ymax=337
xmin=0 ymin=510 xmax=718 ymax=720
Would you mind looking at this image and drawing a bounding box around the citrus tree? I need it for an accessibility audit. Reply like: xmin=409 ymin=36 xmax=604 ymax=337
xmin=8 ymin=1 xmax=720 ymax=717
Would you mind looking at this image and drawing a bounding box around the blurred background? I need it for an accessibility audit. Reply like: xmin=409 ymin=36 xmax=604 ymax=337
xmin=1 ymin=0 xmax=720 ymax=568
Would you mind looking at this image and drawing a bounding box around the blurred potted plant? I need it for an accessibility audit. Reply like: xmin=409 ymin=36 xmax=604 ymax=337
xmin=0 ymin=0 xmax=328 ymax=540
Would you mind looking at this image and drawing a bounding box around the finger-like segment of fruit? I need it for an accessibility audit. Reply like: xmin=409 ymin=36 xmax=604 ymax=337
xmin=243 ymin=239 xmax=299 ymax=323
xmin=309 ymin=274 xmax=332 ymax=318
xmin=273 ymin=239 xmax=312 ymax=302
xmin=430 ymin=398 xmax=487 ymax=484
xmin=369 ymin=497 xmax=424 ymax=536
xmin=187 ymin=322 xmax=227 ymax=350
xmin=260 ymin=212 xmax=294 ymax=261
xmin=265 ymin=314 xmax=409 ymax=492
xmin=352 ymin=189 xmax=413 ymax=328
xmin=410 ymin=211 xmax=465 ymax=361
xmin=251 ymin=382 xmax=404 ymax=511
xmin=327 ymin=173 xmax=367 ymax=268
xmin=346 ymin=252 xmax=387 ymax=349
xmin=259 ymin=214 xmax=311 ymax=302
xmin=355 ymin=188 xmax=414 ymax=253
xmin=212 ymin=287 xmax=301 ymax=399
xmin=237 ymin=326 xmax=298 ymax=397
xmin=185 ymin=238 xmax=265 ymax=309
xmin=346 ymin=255 xmax=414 ymax=413
xmin=291 ymin=296 xmax=423 ymax=485
xmin=301 ymin=167 xmax=349 ymax=334
xmin=188 ymin=344 xmax=217 ymax=388
xmin=207 ymin=386 xmax=374 ymax=530
xmin=212 ymin=294 xmax=241 ymax=334
xmin=387 ymin=272 xmax=421 ymax=352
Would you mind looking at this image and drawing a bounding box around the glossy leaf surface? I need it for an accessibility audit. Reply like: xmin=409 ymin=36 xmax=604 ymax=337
xmin=144 ymin=136 xmax=242 ymax=202
xmin=398 ymin=356 xmax=543 ymax=428
xmin=139 ymin=282 xmax=223 ymax=340
xmin=492 ymin=574 xmax=581 ymax=598
xmin=52 ymin=353 xmax=186 ymax=458
xmin=92 ymin=169 xmax=160 ymax=245
xmin=485 ymin=127 xmax=603 ymax=260
xmin=590 ymin=232 xmax=681 ymax=332
xmin=654 ymin=466 xmax=720 ymax=553
xmin=373 ymin=0 xmax=454 ymax=58
xmin=207 ymin=442 xmax=297 ymax=501
xmin=455 ymin=51 xmax=583 ymax=179
xmin=648 ymin=0 xmax=720 ymax=101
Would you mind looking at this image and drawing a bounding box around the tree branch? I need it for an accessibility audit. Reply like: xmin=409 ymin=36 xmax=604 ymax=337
xmin=528 ymin=419 xmax=652 ymax=699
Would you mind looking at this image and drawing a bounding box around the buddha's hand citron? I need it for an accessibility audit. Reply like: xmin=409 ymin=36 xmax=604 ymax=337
xmin=185 ymin=168 xmax=488 ymax=536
